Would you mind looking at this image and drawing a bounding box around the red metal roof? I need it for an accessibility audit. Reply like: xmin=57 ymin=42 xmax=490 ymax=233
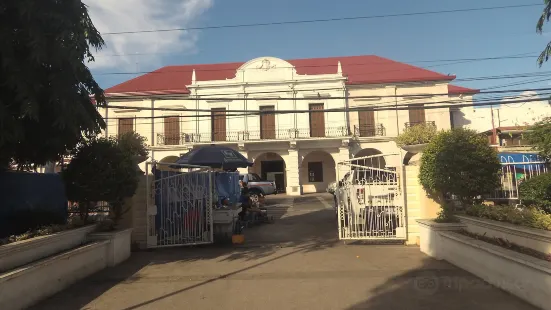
xmin=448 ymin=84 xmax=480 ymax=95
xmin=104 ymin=55 xmax=460 ymax=97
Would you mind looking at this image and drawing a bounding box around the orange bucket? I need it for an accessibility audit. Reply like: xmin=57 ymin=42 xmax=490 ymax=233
xmin=232 ymin=234 xmax=245 ymax=244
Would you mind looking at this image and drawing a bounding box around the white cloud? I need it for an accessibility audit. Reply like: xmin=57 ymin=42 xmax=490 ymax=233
xmin=85 ymin=0 xmax=214 ymax=70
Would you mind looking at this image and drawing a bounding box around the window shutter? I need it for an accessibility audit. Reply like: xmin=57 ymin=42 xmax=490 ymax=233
xmin=309 ymin=104 xmax=325 ymax=137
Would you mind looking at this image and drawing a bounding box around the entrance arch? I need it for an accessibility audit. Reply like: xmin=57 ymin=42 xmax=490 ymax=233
xmin=252 ymin=152 xmax=286 ymax=193
xmin=301 ymin=151 xmax=336 ymax=194
xmin=157 ymin=155 xmax=180 ymax=171
xmin=352 ymin=148 xmax=386 ymax=169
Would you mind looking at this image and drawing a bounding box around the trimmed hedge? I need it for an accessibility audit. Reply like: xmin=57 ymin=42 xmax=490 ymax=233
xmin=518 ymin=173 xmax=551 ymax=213
xmin=465 ymin=204 xmax=551 ymax=231
xmin=419 ymin=128 xmax=501 ymax=205
xmin=395 ymin=123 xmax=437 ymax=146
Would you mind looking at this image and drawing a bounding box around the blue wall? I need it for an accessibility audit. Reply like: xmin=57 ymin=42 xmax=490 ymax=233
xmin=0 ymin=172 xmax=68 ymax=238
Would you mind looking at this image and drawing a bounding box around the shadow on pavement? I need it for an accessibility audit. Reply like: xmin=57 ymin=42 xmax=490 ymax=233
xmin=32 ymin=197 xmax=340 ymax=310
xmin=346 ymin=257 xmax=538 ymax=310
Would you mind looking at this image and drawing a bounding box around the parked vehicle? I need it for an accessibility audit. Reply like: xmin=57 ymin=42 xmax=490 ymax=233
xmin=239 ymin=173 xmax=277 ymax=204
xmin=335 ymin=168 xmax=400 ymax=235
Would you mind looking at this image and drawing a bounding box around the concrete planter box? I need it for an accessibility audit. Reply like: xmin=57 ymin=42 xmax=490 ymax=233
xmin=0 ymin=241 xmax=110 ymax=310
xmin=417 ymin=219 xmax=551 ymax=310
xmin=416 ymin=219 xmax=466 ymax=259
xmin=457 ymin=215 xmax=551 ymax=255
xmin=88 ymin=228 xmax=133 ymax=267
xmin=401 ymin=143 xmax=428 ymax=154
xmin=439 ymin=232 xmax=551 ymax=310
xmin=0 ymin=225 xmax=96 ymax=273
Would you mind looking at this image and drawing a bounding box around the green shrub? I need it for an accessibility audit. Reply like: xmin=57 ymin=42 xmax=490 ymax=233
xmin=62 ymin=137 xmax=139 ymax=226
xmin=465 ymin=204 xmax=551 ymax=231
xmin=395 ymin=123 xmax=437 ymax=146
xmin=518 ymin=173 xmax=551 ymax=213
xmin=434 ymin=203 xmax=459 ymax=223
xmin=419 ymin=128 xmax=501 ymax=206
xmin=115 ymin=132 xmax=149 ymax=158
xmin=524 ymin=117 xmax=551 ymax=161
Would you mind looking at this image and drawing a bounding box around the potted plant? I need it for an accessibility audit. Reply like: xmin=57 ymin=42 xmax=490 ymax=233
xmin=395 ymin=123 xmax=437 ymax=153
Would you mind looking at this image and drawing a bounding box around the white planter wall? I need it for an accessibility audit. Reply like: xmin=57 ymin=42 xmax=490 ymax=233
xmin=457 ymin=215 xmax=551 ymax=255
xmin=417 ymin=219 xmax=551 ymax=310
xmin=440 ymin=232 xmax=551 ymax=310
xmin=89 ymin=228 xmax=133 ymax=267
xmin=417 ymin=219 xmax=465 ymax=259
xmin=0 ymin=225 xmax=96 ymax=273
xmin=0 ymin=241 xmax=110 ymax=310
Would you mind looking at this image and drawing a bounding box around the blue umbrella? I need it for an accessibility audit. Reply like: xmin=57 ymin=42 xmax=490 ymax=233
xmin=173 ymin=145 xmax=253 ymax=170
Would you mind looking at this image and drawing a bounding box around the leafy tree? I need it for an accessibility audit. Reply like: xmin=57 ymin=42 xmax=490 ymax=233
xmin=116 ymin=132 xmax=149 ymax=159
xmin=518 ymin=173 xmax=551 ymax=213
xmin=0 ymin=0 xmax=106 ymax=170
xmin=62 ymin=138 xmax=138 ymax=225
xmin=525 ymin=117 xmax=551 ymax=161
xmin=419 ymin=128 xmax=501 ymax=208
xmin=538 ymin=1 xmax=551 ymax=66
xmin=395 ymin=123 xmax=437 ymax=147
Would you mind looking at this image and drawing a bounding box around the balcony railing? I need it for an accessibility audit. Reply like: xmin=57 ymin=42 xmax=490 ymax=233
xmin=157 ymin=133 xmax=202 ymax=145
xmin=404 ymin=121 xmax=436 ymax=129
xmin=353 ymin=124 xmax=385 ymax=137
xmin=156 ymin=126 xmax=350 ymax=145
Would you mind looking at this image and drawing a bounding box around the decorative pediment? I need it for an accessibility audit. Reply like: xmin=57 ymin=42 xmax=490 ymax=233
xmin=235 ymin=57 xmax=298 ymax=82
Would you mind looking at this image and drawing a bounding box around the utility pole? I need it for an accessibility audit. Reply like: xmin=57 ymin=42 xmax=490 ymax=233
xmin=491 ymin=105 xmax=497 ymax=145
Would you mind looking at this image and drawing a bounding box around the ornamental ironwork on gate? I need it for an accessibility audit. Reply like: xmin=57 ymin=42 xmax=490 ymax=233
xmin=336 ymin=153 xmax=406 ymax=240
xmin=145 ymin=162 xmax=215 ymax=248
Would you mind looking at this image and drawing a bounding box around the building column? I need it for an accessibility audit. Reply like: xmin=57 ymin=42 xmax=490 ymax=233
xmin=335 ymin=140 xmax=351 ymax=181
xmin=285 ymin=142 xmax=302 ymax=195
xmin=237 ymin=143 xmax=249 ymax=174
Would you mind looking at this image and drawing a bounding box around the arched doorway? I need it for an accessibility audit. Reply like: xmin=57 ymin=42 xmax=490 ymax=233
xmin=253 ymin=152 xmax=286 ymax=193
xmin=157 ymin=155 xmax=180 ymax=172
xmin=352 ymin=148 xmax=386 ymax=169
xmin=301 ymin=151 xmax=336 ymax=193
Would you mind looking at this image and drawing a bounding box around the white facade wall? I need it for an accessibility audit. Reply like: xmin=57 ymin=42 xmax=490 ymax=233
xmin=453 ymin=91 xmax=551 ymax=132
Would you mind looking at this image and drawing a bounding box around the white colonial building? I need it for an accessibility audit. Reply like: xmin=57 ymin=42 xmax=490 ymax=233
xmin=99 ymin=55 xmax=477 ymax=195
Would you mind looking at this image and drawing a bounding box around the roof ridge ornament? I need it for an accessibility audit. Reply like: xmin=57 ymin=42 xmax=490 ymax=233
xmin=257 ymin=58 xmax=276 ymax=71
xmin=337 ymin=61 xmax=342 ymax=75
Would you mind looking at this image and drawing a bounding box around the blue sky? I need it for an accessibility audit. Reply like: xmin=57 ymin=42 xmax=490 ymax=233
xmin=88 ymin=0 xmax=551 ymax=96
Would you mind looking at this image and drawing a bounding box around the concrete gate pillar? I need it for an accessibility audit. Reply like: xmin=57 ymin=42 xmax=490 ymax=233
xmin=404 ymin=151 xmax=441 ymax=246
xmin=335 ymin=139 xmax=351 ymax=181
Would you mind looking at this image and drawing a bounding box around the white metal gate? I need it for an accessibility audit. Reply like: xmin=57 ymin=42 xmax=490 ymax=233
xmin=146 ymin=162 xmax=215 ymax=248
xmin=336 ymin=153 xmax=406 ymax=240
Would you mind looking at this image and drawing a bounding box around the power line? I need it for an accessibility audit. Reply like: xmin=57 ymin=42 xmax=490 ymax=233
xmin=94 ymin=52 xmax=538 ymax=76
xmin=104 ymin=94 xmax=548 ymax=128
xmin=103 ymin=86 xmax=551 ymax=103
xmin=101 ymin=4 xmax=542 ymax=35
xmin=102 ymin=94 xmax=551 ymax=120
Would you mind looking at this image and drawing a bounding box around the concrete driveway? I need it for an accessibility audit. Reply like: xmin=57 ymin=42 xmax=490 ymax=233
xmin=32 ymin=194 xmax=537 ymax=310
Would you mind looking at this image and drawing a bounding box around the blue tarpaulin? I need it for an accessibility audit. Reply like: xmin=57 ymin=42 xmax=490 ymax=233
xmin=214 ymin=172 xmax=240 ymax=206
xmin=0 ymin=172 xmax=68 ymax=238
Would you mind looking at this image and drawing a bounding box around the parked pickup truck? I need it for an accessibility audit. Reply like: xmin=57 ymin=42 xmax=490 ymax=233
xmin=239 ymin=173 xmax=277 ymax=203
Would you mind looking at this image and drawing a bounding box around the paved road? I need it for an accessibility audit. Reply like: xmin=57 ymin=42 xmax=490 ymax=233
xmin=33 ymin=193 xmax=537 ymax=310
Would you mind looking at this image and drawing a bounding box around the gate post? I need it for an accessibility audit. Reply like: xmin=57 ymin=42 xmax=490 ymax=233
xmin=404 ymin=156 xmax=441 ymax=246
